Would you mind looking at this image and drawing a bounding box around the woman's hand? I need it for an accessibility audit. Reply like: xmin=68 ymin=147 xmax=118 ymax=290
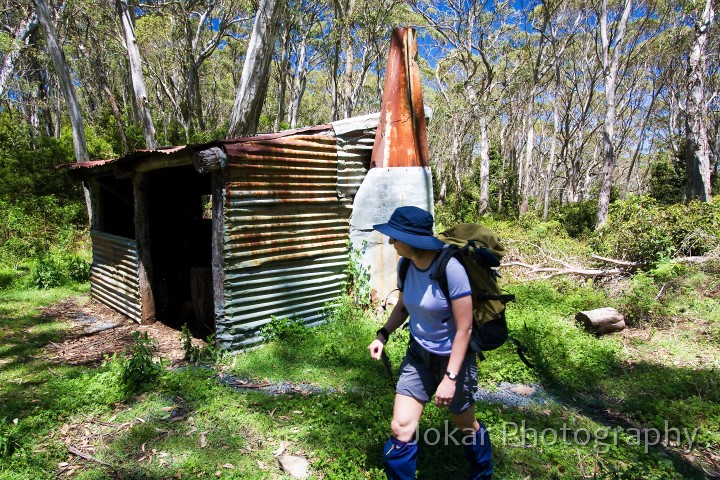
xmin=434 ymin=377 xmax=456 ymax=408
xmin=368 ymin=339 xmax=385 ymax=360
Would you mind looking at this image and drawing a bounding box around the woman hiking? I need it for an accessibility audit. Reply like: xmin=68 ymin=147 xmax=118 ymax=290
xmin=368 ymin=206 xmax=493 ymax=480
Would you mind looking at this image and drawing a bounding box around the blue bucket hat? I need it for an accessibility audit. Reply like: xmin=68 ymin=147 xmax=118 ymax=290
xmin=373 ymin=206 xmax=445 ymax=251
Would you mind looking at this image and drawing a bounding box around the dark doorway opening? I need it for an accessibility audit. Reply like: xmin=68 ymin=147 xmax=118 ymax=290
xmin=97 ymin=176 xmax=134 ymax=238
xmin=148 ymin=166 xmax=214 ymax=338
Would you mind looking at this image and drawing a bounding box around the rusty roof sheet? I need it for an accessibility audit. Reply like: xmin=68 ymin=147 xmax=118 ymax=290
xmin=58 ymin=124 xmax=334 ymax=171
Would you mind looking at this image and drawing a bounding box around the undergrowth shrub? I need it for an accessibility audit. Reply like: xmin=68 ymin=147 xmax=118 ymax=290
xmin=344 ymin=242 xmax=372 ymax=308
xmin=120 ymin=332 xmax=164 ymax=394
xmin=0 ymin=419 xmax=16 ymax=458
xmin=30 ymin=249 xmax=91 ymax=289
xmin=261 ymin=315 xmax=310 ymax=342
xmin=551 ymin=199 xmax=597 ymax=238
xmin=593 ymin=195 xmax=720 ymax=265
xmin=617 ymin=272 xmax=666 ymax=327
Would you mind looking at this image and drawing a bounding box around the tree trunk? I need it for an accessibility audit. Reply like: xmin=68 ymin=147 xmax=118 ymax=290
xmin=596 ymin=0 xmax=632 ymax=228
xmin=520 ymin=86 xmax=536 ymax=214
xmin=117 ymin=0 xmax=158 ymax=149
xmin=290 ymin=34 xmax=309 ymax=128
xmin=274 ymin=27 xmax=291 ymax=132
xmin=478 ymin=115 xmax=490 ymax=216
xmin=33 ymin=0 xmax=89 ymax=162
xmin=683 ymin=0 xmax=714 ymax=202
xmin=341 ymin=0 xmax=356 ymax=119
xmin=0 ymin=14 xmax=39 ymax=99
xmin=79 ymin=39 xmax=130 ymax=154
xmin=227 ymin=0 xmax=284 ymax=138
xmin=543 ymin=82 xmax=561 ymax=220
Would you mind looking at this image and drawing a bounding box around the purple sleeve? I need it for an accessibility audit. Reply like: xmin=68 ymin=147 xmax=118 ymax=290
xmin=445 ymin=257 xmax=471 ymax=300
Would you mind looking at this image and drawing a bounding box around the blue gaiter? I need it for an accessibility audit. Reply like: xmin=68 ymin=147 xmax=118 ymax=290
xmin=463 ymin=423 xmax=493 ymax=480
xmin=383 ymin=436 xmax=417 ymax=480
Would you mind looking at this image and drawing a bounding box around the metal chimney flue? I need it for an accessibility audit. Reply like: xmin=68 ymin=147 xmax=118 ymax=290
xmin=370 ymin=27 xmax=430 ymax=169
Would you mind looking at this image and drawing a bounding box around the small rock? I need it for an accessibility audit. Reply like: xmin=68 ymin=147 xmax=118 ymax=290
xmin=277 ymin=454 xmax=311 ymax=479
xmin=510 ymin=385 xmax=536 ymax=396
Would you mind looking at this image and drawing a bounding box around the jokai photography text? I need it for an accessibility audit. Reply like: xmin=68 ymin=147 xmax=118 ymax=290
xmin=412 ymin=421 xmax=700 ymax=454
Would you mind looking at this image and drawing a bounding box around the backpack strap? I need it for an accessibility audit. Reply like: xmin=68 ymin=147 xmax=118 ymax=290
xmin=429 ymin=246 xmax=457 ymax=302
xmin=508 ymin=336 xmax=534 ymax=368
xmin=397 ymin=257 xmax=411 ymax=292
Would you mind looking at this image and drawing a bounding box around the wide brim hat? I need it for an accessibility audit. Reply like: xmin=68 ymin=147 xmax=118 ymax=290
xmin=373 ymin=206 xmax=445 ymax=251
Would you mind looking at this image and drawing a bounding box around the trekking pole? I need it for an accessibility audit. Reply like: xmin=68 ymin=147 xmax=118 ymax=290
xmin=380 ymin=348 xmax=396 ymax=388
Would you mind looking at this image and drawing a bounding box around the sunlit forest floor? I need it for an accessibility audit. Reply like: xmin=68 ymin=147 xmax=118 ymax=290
xmin=1 ymin=252 xmax=718 ymax=479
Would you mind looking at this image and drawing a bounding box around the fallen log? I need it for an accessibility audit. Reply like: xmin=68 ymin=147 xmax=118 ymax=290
xmin=576 ymin=307 xmax=626 ymax=335
xmin=502 ymin=261 xmax=622 ymax=278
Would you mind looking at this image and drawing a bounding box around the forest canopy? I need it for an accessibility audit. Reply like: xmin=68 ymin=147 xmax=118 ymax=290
xmin=0 ymin=0 xmax=718 ymax=256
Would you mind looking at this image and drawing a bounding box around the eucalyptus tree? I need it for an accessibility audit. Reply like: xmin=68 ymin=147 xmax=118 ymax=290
xmin=553 ymin=30 xmax=602 ymax=205
xmin=283 ymin=0 xmax=330 ymax=128
xmin=0 ymin=0 xmax=55 ymax=136
xmin=412 ymin=0 xmax=513 ymax=213
xmin=540 ymin=5 xmax=587 ymax=219
xmin=227 ymin=0 xmax=284 ymax=137
xmin=683 ymin=0 xmax=715 ymax=202
xmin=33 ymin=0 xmax=89 ymax=162
xmin=0 ymin=2 xmax=38 ymax=101
xmin=136 ymin=0 xmax=250 ymax=138
xmin=517 ymin=0 xmax=584 ymax=215
xmin=116 ymin=0 xmax=158 ymax=149
xmin=594 ymin=0 xmax=633 ymax=227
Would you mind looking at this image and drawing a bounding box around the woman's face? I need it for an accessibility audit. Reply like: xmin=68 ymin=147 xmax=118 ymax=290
xmin=388 ymin=237 xmax=414 ymax=258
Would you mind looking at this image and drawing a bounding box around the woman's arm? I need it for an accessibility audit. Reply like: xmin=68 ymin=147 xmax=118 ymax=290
xmin=434 ymin=294 xmax=473 ymax=405
xmin=368 ymin=292 xmax=409 ymax=360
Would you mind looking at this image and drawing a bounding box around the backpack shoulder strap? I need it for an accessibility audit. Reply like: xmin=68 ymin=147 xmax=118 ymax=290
xmin=429 ymin=246 xmax=458 ymax=301
xmin=397 ymin=257 xmax=411 ymax=292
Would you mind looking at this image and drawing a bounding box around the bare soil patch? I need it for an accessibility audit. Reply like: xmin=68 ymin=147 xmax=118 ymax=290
xmin=40 ymin=295 xmax=206 ymax=366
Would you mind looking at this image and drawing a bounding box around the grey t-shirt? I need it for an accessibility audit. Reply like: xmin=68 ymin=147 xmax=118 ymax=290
xmin=399 ymin=255 xmax=471 ymax=355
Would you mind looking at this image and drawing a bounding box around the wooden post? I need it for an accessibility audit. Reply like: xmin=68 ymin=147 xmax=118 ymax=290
xmin=85 ymin=177 xmax=103 ymax=230
xmin=133 ymin=172 xmax=156 ymax=325
xmin=210 ymin=168 xmax=225 ymax=340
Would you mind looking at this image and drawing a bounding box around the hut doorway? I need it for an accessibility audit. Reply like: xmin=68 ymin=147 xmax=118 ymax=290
xmin=147 ymin=166 xmax=214 ymax=338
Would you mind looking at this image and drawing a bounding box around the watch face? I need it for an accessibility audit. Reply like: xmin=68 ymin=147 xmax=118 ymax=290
xmin=446 ymin=371 xmax=457 ymax=380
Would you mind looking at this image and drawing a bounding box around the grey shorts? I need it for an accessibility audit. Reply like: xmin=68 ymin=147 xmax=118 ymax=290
xmin=395 ymin=338 xmax=478 ymax=414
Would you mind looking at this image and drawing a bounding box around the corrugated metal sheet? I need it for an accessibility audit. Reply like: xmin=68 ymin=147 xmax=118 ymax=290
xmin=90 ymin=230 xmax=142 ymax=323
xmin=218 ymin=132 xmax=353 ymax=350
xmin=333 ymin=113 xmax=379 ymax=204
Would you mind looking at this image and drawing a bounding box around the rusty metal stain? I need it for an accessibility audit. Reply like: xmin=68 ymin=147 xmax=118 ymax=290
xmin=90 ymin=230 xmax=142 ymax=323
xmin=370 ymin=27 xmax=430 ymax=168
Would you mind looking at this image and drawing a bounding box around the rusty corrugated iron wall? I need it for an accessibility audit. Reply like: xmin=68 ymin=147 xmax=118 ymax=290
xmin=90 ymin=230 xmax=142 ymax=323
xmin=217 ymin=130 xmax=354 ymax=350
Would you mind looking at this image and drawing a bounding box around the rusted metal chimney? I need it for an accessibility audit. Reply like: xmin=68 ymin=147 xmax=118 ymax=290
xmin=370 ymin=27 xmax=430 ymax=168
xmin=350 ymin=26 xmax=434 ymax=303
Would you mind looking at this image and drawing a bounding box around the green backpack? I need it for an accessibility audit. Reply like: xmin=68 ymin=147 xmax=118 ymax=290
xmin=399 ymin=223 xmax=532 ymax=367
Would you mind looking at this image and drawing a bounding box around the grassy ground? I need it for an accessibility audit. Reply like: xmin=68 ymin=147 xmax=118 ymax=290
xmin=1 ymin=261 xmax=719 ymax=479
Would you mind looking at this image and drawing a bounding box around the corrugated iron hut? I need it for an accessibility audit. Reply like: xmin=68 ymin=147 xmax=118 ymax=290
xmin=66 ymin=27 xmax=433 ymax=351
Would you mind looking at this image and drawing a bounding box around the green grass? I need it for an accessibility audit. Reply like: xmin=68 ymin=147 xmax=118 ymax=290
xmin=0 ymin=266 xmax=718 ymax=479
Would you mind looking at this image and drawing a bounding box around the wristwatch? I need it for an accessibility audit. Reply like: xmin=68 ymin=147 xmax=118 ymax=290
xmin=445 ymin=370 xmax=458 ymax=381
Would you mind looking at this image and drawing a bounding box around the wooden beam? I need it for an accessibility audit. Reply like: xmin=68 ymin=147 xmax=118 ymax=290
xmin=210 ymin=169 xmax=225 ymax=336
xmin=194 ymin=147 xmax=227 ymax=174
xmin=133 ymin=172 xmax=156 ymax=325
xmin=85 ymin=177 xmax=103 ymax=230
xmin=134 ymin=153 xmax=194 ymax=173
